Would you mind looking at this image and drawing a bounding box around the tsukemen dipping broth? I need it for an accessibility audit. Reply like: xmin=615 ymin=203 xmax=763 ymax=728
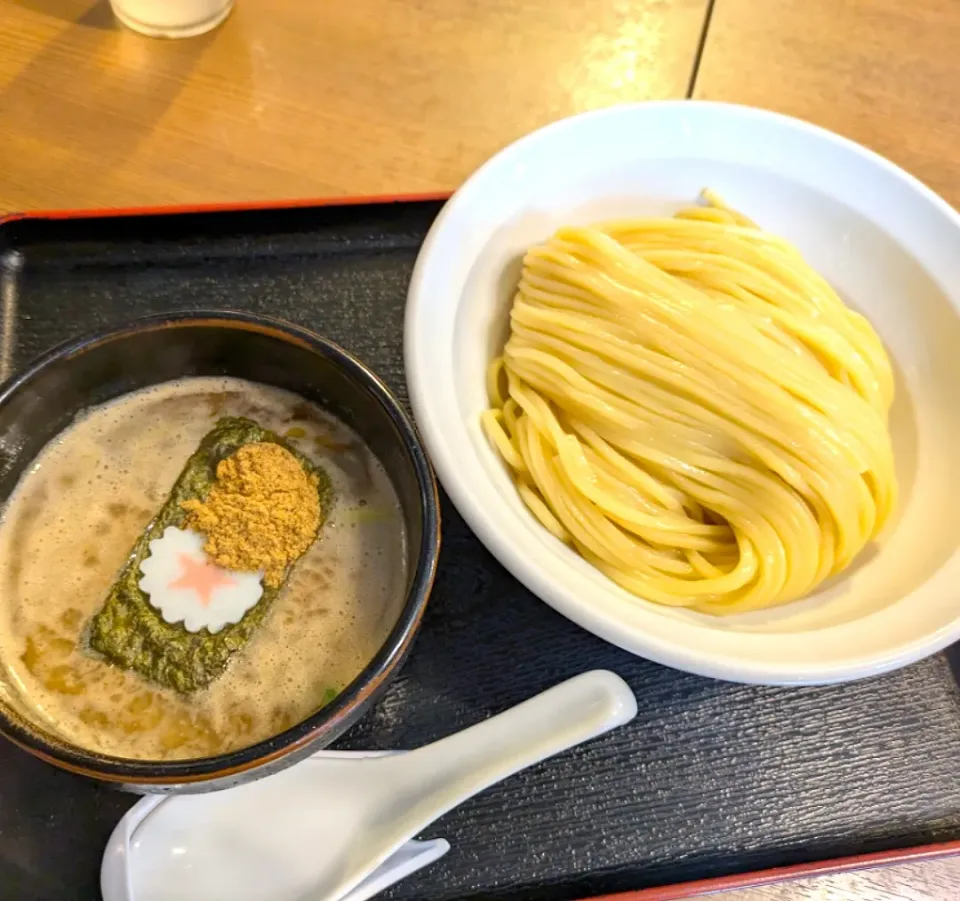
xmin=0 ymin=378 xmax=407 ymax=760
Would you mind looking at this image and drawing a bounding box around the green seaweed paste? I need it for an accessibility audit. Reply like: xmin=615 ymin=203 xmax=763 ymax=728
xmin=86 ymin=417 xmax=333 ymax=694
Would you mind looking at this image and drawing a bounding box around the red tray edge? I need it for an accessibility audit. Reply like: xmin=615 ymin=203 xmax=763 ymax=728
xmin=3 ymin=191 xmax=958 ymax=899
xmin=588 ymin=838 xmax=960 ymax=899
xmin=0 ymin=190 xmax=451 ymax=226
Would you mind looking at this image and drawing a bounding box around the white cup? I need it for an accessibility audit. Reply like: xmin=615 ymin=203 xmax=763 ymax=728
xmin=109 ymin=0 xmax=234 ymax=38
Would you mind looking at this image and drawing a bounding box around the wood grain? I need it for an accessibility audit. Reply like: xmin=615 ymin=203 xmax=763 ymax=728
xmin=0 ymin=0 xmax=708 ymax=212
xmin=693 ymin=0 xmax=960 ymax=207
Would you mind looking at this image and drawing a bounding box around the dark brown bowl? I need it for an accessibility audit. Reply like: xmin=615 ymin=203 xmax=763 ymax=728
xmin=0 ymin=311 xmax=440 ymax=792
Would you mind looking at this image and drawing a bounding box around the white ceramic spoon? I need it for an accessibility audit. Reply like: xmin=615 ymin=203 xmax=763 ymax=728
xmin=105 ymin=670 xmax=636 ymax=901
xmin=101 ymin=753 xmax=450 ymax=901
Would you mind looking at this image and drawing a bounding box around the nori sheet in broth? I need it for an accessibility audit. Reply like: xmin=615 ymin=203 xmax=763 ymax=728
xmin=86 ymin=416 xmax=333 ymax=694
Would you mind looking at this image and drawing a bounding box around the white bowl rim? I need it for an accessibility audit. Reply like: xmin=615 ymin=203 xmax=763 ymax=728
xmin=404 ymin=99 xmax=960 ymax=685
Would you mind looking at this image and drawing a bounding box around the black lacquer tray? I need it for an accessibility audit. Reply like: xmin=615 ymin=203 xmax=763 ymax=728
xmin=0 ymin=197 xmax=958 ymax=901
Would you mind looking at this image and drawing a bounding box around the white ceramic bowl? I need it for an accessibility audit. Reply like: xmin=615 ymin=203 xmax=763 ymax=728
xmin=405 ymin=101 xmax=960 ymax=685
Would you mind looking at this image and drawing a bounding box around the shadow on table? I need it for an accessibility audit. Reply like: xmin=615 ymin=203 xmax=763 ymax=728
xmin=0 ymin=0 xmax=251 ymax=208
xmin=11 ymin=0 xmax=114 ymax=29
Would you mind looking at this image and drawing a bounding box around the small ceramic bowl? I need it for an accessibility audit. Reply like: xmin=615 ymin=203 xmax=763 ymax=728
xmin=0 ymin=311 xmax=440 ymax=791
xmin=405 ymin=100 xmax=960 ymax=686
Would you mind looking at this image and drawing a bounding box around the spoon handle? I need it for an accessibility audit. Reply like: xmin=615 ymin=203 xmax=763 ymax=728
xmin=385 ymin=670 xmax=636 ymax=827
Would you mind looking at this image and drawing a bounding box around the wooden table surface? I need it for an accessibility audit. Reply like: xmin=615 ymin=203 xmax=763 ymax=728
xmin=694 ymin=0 xmax=960 ymax=208
xmin=1 ymin=1 xmax=959 ymax=899
xmin=0 ymin=0 xmax=707 ymax=210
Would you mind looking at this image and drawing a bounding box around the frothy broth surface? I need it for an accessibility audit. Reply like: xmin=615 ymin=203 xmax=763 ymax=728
xmin=0 ymin=378 xmax=407 ymax=760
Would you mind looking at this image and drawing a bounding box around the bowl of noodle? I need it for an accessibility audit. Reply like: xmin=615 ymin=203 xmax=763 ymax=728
xmin=405 ymin=101 xmax=960 ymax=685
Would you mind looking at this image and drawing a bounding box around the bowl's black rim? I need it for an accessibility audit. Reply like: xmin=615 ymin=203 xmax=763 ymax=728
xmin=0 ymin=310 xmax=441 ymax=784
